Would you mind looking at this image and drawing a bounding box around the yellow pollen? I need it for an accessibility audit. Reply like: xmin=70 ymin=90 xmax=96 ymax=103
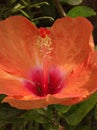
xmin=37 ymin=35 xmax=53 ymax=59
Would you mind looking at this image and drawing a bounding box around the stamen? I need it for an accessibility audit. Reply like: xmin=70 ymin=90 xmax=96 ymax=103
xmin=31 ymin=28 xmax=59 ymax=96
xmin=37 ymin=28 xmax=53 ymax=59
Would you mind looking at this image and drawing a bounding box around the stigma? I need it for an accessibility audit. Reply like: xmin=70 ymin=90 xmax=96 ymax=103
xmin=39 ymin=27 xmax=50 ymax=38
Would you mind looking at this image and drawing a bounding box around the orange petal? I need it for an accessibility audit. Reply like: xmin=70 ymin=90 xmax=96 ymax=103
xmin=3 ymin=95 xmax=48 ymax=109
xmin=3 ymin=50 xmax=97 ymax=109
xmin=61 ymin=97 xmax=84 ymax=105
xmin=55 ymin=51 xmax=97 ymax=105
xmin=89 ymin=35 xmax=94 ymax=51
xmin=0 ymin=16 xmax=40 ymax=77
xmin=2 ymin=94 xmax=74 ymax=109
xmin=2 ymin=92 xmax=81 ymax=109
xmin=50 ymin=17 xmax=94 ymax=71
xmin=0 ymin=68 xmax=32 ymax=96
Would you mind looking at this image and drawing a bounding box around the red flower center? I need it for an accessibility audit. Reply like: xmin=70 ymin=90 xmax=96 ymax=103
xmin=24 ymin=67 xmax=64 ymax=96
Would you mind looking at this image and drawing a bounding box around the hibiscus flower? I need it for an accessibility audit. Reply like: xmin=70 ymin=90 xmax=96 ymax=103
xmin=0 ymin=16 xmax=96 ymax=109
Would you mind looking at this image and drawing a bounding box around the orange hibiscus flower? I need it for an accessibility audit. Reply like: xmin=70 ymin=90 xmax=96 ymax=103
xmin=0 ymin=16 xmax=96 ymax=109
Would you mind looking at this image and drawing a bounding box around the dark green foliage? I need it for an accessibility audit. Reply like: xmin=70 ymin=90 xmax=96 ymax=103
xmin=0 ymin=0 xmax=54 ymax=25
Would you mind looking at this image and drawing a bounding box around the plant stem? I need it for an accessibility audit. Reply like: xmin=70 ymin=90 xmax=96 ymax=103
xmin=32 ymin=16 xmax=54 ymax=21
xmin=53 ymin=0 xmax=66 ymax=17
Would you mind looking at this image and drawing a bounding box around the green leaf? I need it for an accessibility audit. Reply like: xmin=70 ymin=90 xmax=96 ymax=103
xmin=78 ymin=125 xmax=92 ymax=130
xmin=30 ymin=2 xmax=49 ymax=8
xmin=65 ymin=93 xmax=97 ymax=125
xmin=21 ymin=110 xmax=39 ymax=120
xmin=34 ymin=116 xmax=49 ymax=124
xmin=67 ymin=6 xmax=96 ymax=17
xmin=19 ymin=10 xmax=30 ymax=18
xmin=11 ymin=3 xmax=25 ymax=13
xmin=8 ymin=0 xmax=17 ymax=4
xmin=21 ymin=109 xmax=49 ymax=123
xmin=95 ymin=46 xmax=97 ymax=50
xmin=36 ymin=109 xmax=46 ymax=115
xmin=60 ymin=0 xmax=83 ymax=5
xmin=36 ymin=108 xmax=53 ymax=120
xmin=11 ymin=119 xmax=27 ymax=130
xmin=0 ymin=94 xmax=6 ymax=101
xmin=11 ymin=0 xmax=17 ymax=4
xmin=54 ymin=104 xmax=71 ymax=113
xmin=0 ymin=104 xmax=20 ymax=120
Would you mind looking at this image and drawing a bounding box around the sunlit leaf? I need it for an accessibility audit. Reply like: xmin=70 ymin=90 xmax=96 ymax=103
xmin=12 ymin=3 xmax=25 ymax=12
xmin=60 ymin=0 xmax=83 ymax=5
xmin=67 ymin=6 xmax=96 ymax=17
xmin=54 ymin=104 xmax=71 ymax=113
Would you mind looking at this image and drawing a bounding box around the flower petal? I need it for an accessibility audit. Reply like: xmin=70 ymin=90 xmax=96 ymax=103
xmin=50 ymin=17 xmax=94 ymax=71
xmin=2 ymin=94 xmax=70 ymax=109
xmin=3 ymin=51 xmax=97 ymax=109
xmin=2 ymin=95 xmax=47 ymax=109
xmin=56 ymin=51 xmax=97 ymax=105
xmin=0 ymin=16 xmax=39 ymax=77
xmin=2 ymin=93 xmax=80 ymax=109
xmin=0 ymin=68 xmax=32 ymax=96
xmin=89 ymin=35 xmax=94 ymax=51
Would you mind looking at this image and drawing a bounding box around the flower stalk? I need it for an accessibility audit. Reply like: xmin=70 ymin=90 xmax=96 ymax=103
xmin=53 ymin=0 xmax=66 ymax=17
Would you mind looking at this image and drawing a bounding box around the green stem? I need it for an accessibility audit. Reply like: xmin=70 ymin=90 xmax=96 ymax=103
xmin=30 ymin=2 xmax=49 ymax=8
xmin=32 ymin=16 xmax=54 ymax=21
xmin=53 ymin=0 xmax=66 ymax=17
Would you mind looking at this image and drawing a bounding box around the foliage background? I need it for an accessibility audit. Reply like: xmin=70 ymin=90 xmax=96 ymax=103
xmin=0 ymin=0 xmax=97 ymax=130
